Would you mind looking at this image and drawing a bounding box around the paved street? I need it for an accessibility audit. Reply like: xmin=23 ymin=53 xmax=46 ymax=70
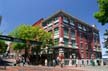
xmin=0 ymin=66 xmax=84 ymax=71
xmin=0 ymin=58 xmax=108 ymax=71
xmin=0 ymin=65 xmax=108 ymax=71
xmin=77 ymin=66 xmax=108 ymax=71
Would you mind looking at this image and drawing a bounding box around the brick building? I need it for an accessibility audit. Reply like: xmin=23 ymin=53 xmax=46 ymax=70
xmin=33 ymin=10 xmax=102 ymax=65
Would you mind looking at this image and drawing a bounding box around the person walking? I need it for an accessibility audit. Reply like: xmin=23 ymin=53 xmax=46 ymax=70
xmin=56 ymin=56 xmax=59 ymax=65
xmin=22 ymin=57 xmax=25 ymax=66
xmin=76 ymin=58 xmax=78 ymax=67
xmin=16 ymin=57 xmax=20 ymax=66
xmin=59 ymin=54 xmax=64 ymax=68
xmin=53 ymin=59 xmax=56 ymax=67
xmin=26 ymin=57 xmax=30 ymax=65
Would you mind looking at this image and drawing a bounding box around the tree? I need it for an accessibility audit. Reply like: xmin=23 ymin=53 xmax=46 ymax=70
xmin=0 ymin=33 xmax=7 ymax=54
xmin=94 ymin=0 xmax=108 ymax=25
xmin=94 ymin=0 xmax=108 ymax=55
xmin=0 ymin=40 xmax=7 ymax=53
xmin=9 ymin=24 xmax=53 ymax=55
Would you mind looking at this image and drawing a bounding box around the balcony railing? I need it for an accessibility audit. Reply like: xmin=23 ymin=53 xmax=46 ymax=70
xmin=43 ymin=26 xmax=48 ymax=29
xmin=93 ymin=47 xmax=101 ymax=52
xmin=63 ymin=19 xmax=68 ymax=23
xmin=54 ymin=35 xmax=59 ymax=39
xmin=72 ymin=45 xmax=78 ymax=49
xmin=54 ymin=19 xmax=59 ymax=23
xmin=64 ymin=35 xmax=69 ymax=39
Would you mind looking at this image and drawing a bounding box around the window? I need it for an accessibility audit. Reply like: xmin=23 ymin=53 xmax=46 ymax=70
xmin=83 ymin=26 xmax=86 ymax=31
xmin=63 ymin=16 xmax=68 ymax=20
xmin=54 ymin=38 xmax=59 ymax=45
xmin=64 ymin=28 xmax=68 ymax=37
xmin=81 ymin=53 xmax=84 ymax=58
xmin=78 ymin=24 xmax=82 ymax=29
xmin=86 ymin=52 xmax=89 ymax=58
xmin=53 ymin=17 xmax=59 ymax=23
xmin=63 ymin=22 xmax=67 ymax=24
xmin=80 ymin=33 xmax=83 ymax=39
xmin=94 ymin=36 xmax=97 ymax=42
xmin=48 ymin=30 xmax=52 ymax=33
xmin=72 ymin=40 xmax=76 ymax=47
xmin=42 ymin=23 xmax=47 ymax=27
xmin=48 ymin=25 xmax=52 ymax=29
xmin=85 ymin=44 xmax=88 ymax=50
xmin=93 ymin=32 xmax=99 ymax=42
xmin=47 ymin=20 xmax=52 ymax=25
xmin=63 ymin=16 xmax=68 ymax=23
xmin=70 ymin=19 xmax=74 ymax=26
xmin=54 ymin=22 xmax=58 ymax=25
xmin=71 ymin=30 xmax=75 ymax=38
xmin=64 ymin=38 xmax=68 ymax=46
xmin=54 ymin=28 xmax=59 ymax=36
xmin=80 ymin=43 xmax=83 ymax=48
xmin=53 ymin=17 xmax=58 ymax=21
xmin=83 ymin=33 xmax=88 ymax=40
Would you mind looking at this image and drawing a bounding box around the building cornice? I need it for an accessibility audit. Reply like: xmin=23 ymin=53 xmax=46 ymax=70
xmin=43 ymin=10 xmax=99 ymax=32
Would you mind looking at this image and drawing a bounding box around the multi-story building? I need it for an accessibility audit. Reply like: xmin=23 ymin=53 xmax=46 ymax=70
xmin=33 ymin=10 xmax=102 ymax=65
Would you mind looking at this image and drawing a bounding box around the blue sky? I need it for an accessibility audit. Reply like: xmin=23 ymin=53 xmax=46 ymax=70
xmin=0 ymin=0 xmax=108 ymax=56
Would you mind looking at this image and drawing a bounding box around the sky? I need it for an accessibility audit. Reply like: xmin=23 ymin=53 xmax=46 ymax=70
xmin=0 ymin=0 xmax=108 ymax=57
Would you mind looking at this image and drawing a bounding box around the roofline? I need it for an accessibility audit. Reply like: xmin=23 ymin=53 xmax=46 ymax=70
xmin=32 ymin=18 xmax=44 ymax=26
xmin=43 ymin=10 xmax=99 ymax=31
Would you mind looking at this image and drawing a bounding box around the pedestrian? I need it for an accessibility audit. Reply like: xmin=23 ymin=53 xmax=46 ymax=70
xmin=16 ymin=57 xmax=20 ymax=66
xmin=69 ymin=55 xmax=72 ymax=66
xmin=53 ymin=59 xmax=56 ymax=67
xmin=26 ymin=57 xmax=30 ymax=65
xmin=56 ymin=56 xmax=59 ymax=65
xmin=22 ymin=57 xmax=26 ymax=66
xmin=79 ymin=59 xmax=82 ymax=67
xmin=82 ymin=60 xmax=84 ymax=66
xmin=87 ymin=60 xmax=89 ymax=65
xmin=76 ymin=59 xmax=78 ymax=67
xmin=45 ymin=59 xmax=47 ymax=66
xmin=59 ymin=54 xmax=64 ymax=68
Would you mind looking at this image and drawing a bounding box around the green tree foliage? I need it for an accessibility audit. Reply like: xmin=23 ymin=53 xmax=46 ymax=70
xmin=9 ymin=24 xmax=53 ymax=53
xmin=0 ymin=40 xmax=7 ymax=53
xmin=0 ymin=33 xmax=7 ymax=53
xmin=11 ymin=43 xmax=26 ymax=51
xmin=94 ymin=0 xmax=108 ymax=54
xmin=94 ymin=0 xmax=108 ymax=25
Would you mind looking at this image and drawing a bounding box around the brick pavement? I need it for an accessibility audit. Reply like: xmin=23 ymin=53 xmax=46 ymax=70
xmin=0 ymin=65 xmax=108 ymax=71
xmin=0 ymin=66 xmax=84 ymax=71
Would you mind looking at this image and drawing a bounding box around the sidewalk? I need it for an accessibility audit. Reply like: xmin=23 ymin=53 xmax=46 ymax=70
xmin=0 ymin=65 xmax=108 ymax=71
xmin=1 ymin=65 xmax=85 ymax=71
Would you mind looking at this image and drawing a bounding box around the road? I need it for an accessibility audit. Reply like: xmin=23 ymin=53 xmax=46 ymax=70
xmin=0 ymin=58 xmax=108 ymax=71
xmin=0 ymin=65 xmax=107 ymax=71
